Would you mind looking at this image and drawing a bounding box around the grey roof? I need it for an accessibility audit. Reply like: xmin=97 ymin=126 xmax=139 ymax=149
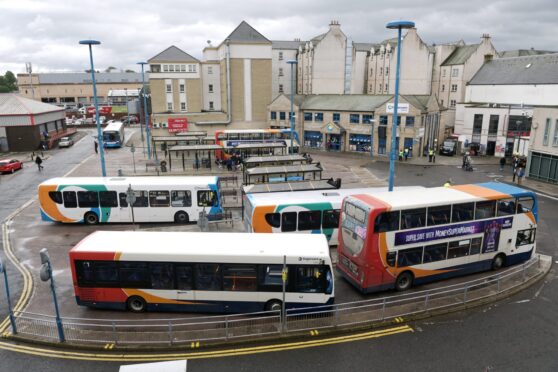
xmin=148 ymin=45 xmax=199 ymax=63
xmin=0 ymin=93 xmax=64 ymax=115
xmin=354 ymin=42 xmax=376 ymax=52
xmin=246 ymin=163 xmax=322 ymax=176
xmin=272 ymin=40 xmax=305 ymax=50
xmin=401 ymin=95 xmax=430 ymax=111
xmin=37 ymin=72 xmax=143 ymax=84
xmin=226 ymin=21 xmax=270 ymax=44
xmin=244 ymin=155 xmax=306 ymax=165
xmin=310 ymin=33 xmax=326 ymax=44
xmin=301 ymin=95 xmax=392 ymax=112
xmin=469 ymin=53 xmax=558 ymax=85
xmin=441 ymin=44 xmax=479 ymax=66
xmin=242 ymin=179 xmax=338 ymax=194
xmin=498 ymin=49 xmax=556 ymax=58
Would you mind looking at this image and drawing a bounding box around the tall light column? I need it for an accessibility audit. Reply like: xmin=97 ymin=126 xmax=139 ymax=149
xmin=79 ymin=39 xmax=106 ymax=177
xmin=386 ymin=21 xmax=415 ymax=191
xmin=287 ymin=60 xmax=298 ymax=154
xmin=137 ymin=62 xmax=151 ymax=159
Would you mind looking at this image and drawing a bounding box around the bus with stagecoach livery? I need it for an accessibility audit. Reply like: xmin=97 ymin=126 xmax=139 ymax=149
xmin=337 ymin=182 xmax=538 ymax=293
xmin=70 ymin=231 xmax=334 ymax=313
xmin=244 ymin=186 xmax=424 ymax=246
xmin=38 ymin=176 xmax=222 ymax=224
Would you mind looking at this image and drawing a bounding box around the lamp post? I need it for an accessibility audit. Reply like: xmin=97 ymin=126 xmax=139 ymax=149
xmin=39 ymin=248 xmax=65 ymax=342
xmin=79 ymin=39 xmax=107 ymax=177
xmin=137 ymin=62 xmax=152 ymax=159
xmin=0 ymin=257 xmax=17 ymax=334
xmin=386 ymin=20 xmax=415 ymax=191
xmin=287 ymin=60 xmax=298 ymax=154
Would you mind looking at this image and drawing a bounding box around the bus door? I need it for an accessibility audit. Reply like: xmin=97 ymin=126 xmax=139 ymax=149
xmin=175 ymin=264 xmax=195 ymax=304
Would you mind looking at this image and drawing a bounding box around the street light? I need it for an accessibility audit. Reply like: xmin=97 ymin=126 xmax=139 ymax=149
xmin=287 ymin=60 xmax=298 ymax=154
xmin=39 ymin=248 xmax=65 ymax=342
xmin=0 ymin=257 xmax=17 ymax=334
xmin=137 ymin=62 xmax=152 ymax=159
xmin=79 ymin=39 xmax=107 ymax=177
xmin=386 ymin=20 xmax=415 ymax=191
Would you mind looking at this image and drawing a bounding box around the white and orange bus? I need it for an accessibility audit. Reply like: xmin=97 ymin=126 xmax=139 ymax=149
xmin=337 ymin=182 xmax=538 ymax=293
xmin=70 ymin=231 xmax=334 ymax=313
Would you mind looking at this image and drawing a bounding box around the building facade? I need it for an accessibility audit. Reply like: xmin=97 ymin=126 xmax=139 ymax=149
xmin=17 ymin=73 xmax=143 ymax=106
xmin=527 ymin=107 xmax=558 ymax=184
xmin=271 ymin=40 xmax=302 ymax=99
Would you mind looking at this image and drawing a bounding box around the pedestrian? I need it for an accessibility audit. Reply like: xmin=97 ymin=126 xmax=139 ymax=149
xmin=512 ymin=167 xmax=517 ymax=183
xmin=428 ymin=148 xmax=434 ymax=163
xmin=404 ymin=148 xmax=409 ymax=161
xmin=462 ymin=152 xmax=468 ymax=170
xmin=432 ymin=149 xmax=436 ymax=163
xmin=398 ymin=150 xmax=404 ymax=161
xmin=499 ymin=156 xmax=506 ymax=172
xmin=517 ymin=166 xmax=525 ymax=185
xmin=443 ymin=179 xmax=453 ymax=188
xmin=35 ymin=155 xmax=43 ymax=171
xmin=94 ymin=140 xmax=98 ymax=154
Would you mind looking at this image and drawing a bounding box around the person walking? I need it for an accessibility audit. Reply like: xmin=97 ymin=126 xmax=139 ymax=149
xmin=35 ymin=155 xmax=43 ymax=171
xmin=443 ymin=179 xmax=453 ymax=188
xmin=499 ymin=156 xmax=506 ymax=171
xmin=404 ymin=148 xmax=409 ymax=161
xmin=398 ymin=149 xmax=404 ymax=161
xmin=94 ymin=140 xmax=98 ymax=154
xmin=462 ymin=152 xmax=468 ymax=170
xmin=428 ymin=148 xmax=433 ymax=163
xmin=517 ymin=166 xmax=525 ymax=185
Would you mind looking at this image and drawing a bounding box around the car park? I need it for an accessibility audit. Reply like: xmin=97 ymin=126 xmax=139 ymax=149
xmin=0 ymin=159 xmax=23 ymax=174
xmin=58 ymin=137 xmax=74 ymax=148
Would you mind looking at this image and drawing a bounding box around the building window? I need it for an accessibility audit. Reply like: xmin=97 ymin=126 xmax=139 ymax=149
xmin=279 ymin=52 xmax=283 ymax=60
xmin=278 ymin=84 xmax=284 ymax=93
xmin=378 ymin=138 xmax=386 ymax=154
xmin=271 ymin=111 xmax=277 ymax=120
xmin=169 ymin=65 xmax=175 ymax=72
xmin=208 ymin=66 xmax=213 ymax=74
xmin=473 ymin=114 xmax=483 ymax=134
xmin=314 ymin=112 xmax=323 ymax=122
xmin=543 ymin=118 xmax=551 ymax=146
xmin=450 ymin=100 xmax=456 ymax=108
xmin=280 ymin=112 xmax=286 ymax=121
xmin=452 ymin=68 xmax=459 ymax=77
xmin=181 ymin=65 xmax=186 ymax=72
xmin=166 ymin=84 xmax=172 ymax=93
xmin=385 ymin=67 xmax=389 ymax=75
xmin=304 ymin=112 xmax=313 ymax=122
xmin=488 ymin=115 xmax=499 ymax=135
xmin=350 ymin=114 xmax=360 ymax=124
xmin=209 ymin=101 xmax=214 ymax=110
xmin=363 ymin=114 xmax=373 ymax=124
xmin=333 ymin=113 xmax=340 ymax=123
xmin=370 ymin=68 xmax=373 ymax=76
xmin=451 ymin=84 xmax=458 ymax=92
xmin=441 ymin=85 xmax=445 ymax=92
xmin=163 ymin=65 xmax=169 ymax=72
xmin=378 ymin=84 xmax=382 ymax=92
xmin=167 ymin=102 xmax=173 ymax=111
xmin=208 ymin=84 xmax=213 ymax=93
xmin=441 ymin=99 xmax=444 ymax=107
xmin=175 ymin=64 xmax=180 ymax=72
xmin=379 ymin=115 xmax=388 ymax=125
xmin=179 ymin=84 xmax=185 ymax=93
xmin=405 ymin=116 xmax=415 ymax=127
xmin=442 ymin=69 xmax=446 ymax=77
xmin=553 ymin=119 xmax=558 ymax=146
xmin=279 ymin=68 xmax=284 ymax=77
xmin=385 ymin=84 xmax=388 ymax=91
xmin=380 ymin=67 xmax=383 ymax=75
xmin=180 ymin=102 xmax=186 ymax=111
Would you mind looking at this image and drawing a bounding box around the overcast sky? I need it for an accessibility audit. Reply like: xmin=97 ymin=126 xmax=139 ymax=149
xmin=1 ymin=0 xmax=557 ymax=75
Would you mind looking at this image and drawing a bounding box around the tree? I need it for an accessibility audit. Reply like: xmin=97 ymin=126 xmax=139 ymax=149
xmin=0 ymin=71 xmax=17 ymax=92
xmin=125 ymin=69 xmax=135 ymax=73
xmin=84 ymin=69 xmax=100 ymax=73
xmin=105 ymin=66 xmax=117 ymax=73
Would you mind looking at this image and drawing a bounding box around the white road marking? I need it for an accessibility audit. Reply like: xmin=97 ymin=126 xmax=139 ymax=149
xmin=535 ymin=192 xmax=558 ymax=202
xmin=514 ymin=299 xmax=530 ymax=304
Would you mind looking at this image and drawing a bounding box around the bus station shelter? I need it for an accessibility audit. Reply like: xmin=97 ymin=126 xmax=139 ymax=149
xmin=152 ymin=132 xmax=207 ymax=157
xmin=242 ymin=178 xmax=341 ymax=194
xmin=243 ymin=154 xmax=307 ymax=169
xmin=243 ymin=163 xmax=323 ymax=185
xmin=167 ymin=144 xmax=223 ymax=171
xmin=227 ymin=142 xmax=287 ymax=158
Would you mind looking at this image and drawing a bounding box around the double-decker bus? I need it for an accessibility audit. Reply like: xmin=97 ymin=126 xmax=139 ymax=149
xmin=102 ymin=121 xmax=125 ymax=148
xmin=215 ymin=129 xmax=299 ymax=160
xmin=70 ymin=231 xmax=334 ymax=313
xmin=244 ymin=186 xmax=424 ymax=246
xmin=38 ymin=176 xmax=222 ymax=224
xmin=337 ymin=182 xmax=538 ymax=293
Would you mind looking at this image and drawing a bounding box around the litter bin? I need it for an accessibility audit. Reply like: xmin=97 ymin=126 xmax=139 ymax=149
xmin=160 ymin=160 xmax=167 ymax=172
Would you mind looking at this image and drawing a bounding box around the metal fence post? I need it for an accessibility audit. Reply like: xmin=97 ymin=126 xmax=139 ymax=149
xmin=225 ymin=315 xmax=229 ymax=341
xmin=168 ymin=321 xmax=173 ymax=346
xmin=334 ymin=306 xmax=339 ymax=327
xmin=381 ymin=298 xmax=386 ymax=320
xmin=424 ymin=292 xmax=430 ymax=311
xmin=463 ymin=287 xmax=468 ymax=303
xmin=522 ymin=262 xmax=527 ymax=282
xmin=497 ymin=277 xmax=501 ymax=292
xmin=112 ymin=321 xmax=117 ymax=345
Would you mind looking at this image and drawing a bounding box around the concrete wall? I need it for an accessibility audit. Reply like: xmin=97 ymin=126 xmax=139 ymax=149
xmin=530 ymin=107 xmax=558 ymax=153
xmin=201 ymin=63 xmax=221 ymax=111
xmin=251 ymin=59 xmax=272 ymax=122
xmin=272 ymin=48 xmax=297 ymax=99
xmin=351 ymin=49 xmax=368 ymax=94
xmin=466 ymin=84 xmax=558 ymax=106
xmin=311 ymin=24 xmax=346 ymax=94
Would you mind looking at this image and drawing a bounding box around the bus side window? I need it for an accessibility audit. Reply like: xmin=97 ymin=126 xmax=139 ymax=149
xmin=423 ymin=243 xmax=448 ymax=263
xmin=322 ymin=209 xmax=340 ymax=229
xmin=298 ymin=210 xmax=321 ymax=231
xmin=171 ymin=190 xmax=192 ymax=207
xmin=149 ymin=191 xmax=170 ymax=207
xmin=427 ymin=205 xmax=451 ymax=226
xmin=258 ymin=265 xmax=284 ymax=292
xmin=77 ymin=191 xmax=99 ymax=208
xmin=195 ymin=264 xmax=221 ymax=291
xmin=132 ymin=191 xmax=149 ymax=207
xmin=397 ymin=247 xmax=423 ymax=267
xmin=475 ymin=201 xmax=496 ymax=220
xmin=119 ymin=193 xmax=128 ymax=207
xmin=374 ymin=211 xmax=400 ymax=232
xmin=223 ymin=265 xmax=257 ymax=291
xmin=517 ymin=197 xmax=534 ymax=213
xmin=63 ymin=191 xmax=77 ymax=208
xmin=175 ymin=265 xmax=193 ymax=290
xmin=197 ymin=190 xmax=217 ymax=207
xmin=281 ymin=212 xmax=297 ymax=232
xmin=99 ymin=191 xmax=118 ymax=208
xmin=470 ymin=237 xmax=482 ymax=255
xmin=448 ymin=240 xmax=471 ymax=259
xmin=386 ymin=252 xmax=396 ymax=267
xmin=265 ymin=213 xmax=281 ymax=228
xmin=48 ymin=191 xmax=63 ymax=204
xmin=401 ymin=208 xmax=426 ymax=230
xmin=452 ymin=202 xmax=474 ymax=223
xmin=295 ymin=266 xmax=324 ymax=293
xmin=150 ymin=263 xmax=175 ymax=289
xmin=497 ymin=198 xmax=516 ymax=216
xmin=516 ymin=228 xmax=536 ymax=246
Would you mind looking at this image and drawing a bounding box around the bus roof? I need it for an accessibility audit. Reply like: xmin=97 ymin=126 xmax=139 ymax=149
xmin=70 ymin=231 xmax=330 ymax=264
xmin=246 ymin=186 xmax=425 ymax=206
xmin=349 ymin=182 xmax=535 ymax=210
xmin=39 ymin=176 xmax=219 ymax=187
xmin=218 ymin=129 xmax=282 ymax=134
xmin=103 ymin=121 xmax=124 ymax=132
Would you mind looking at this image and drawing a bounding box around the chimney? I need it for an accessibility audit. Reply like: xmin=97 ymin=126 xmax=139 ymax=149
xmin=481 ymin=33 xmax=490 ymax=43
xmin=329 ymin=20 xmax=341 ymax=30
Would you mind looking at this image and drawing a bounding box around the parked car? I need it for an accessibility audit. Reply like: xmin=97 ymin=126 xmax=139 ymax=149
xmin=58 ymin=137 xmax=74 ymax=148
xmin=439 ymin=139 xmax=458 ymax=156
xmin=121 ymin=115 xmax=139 ymax=124
xmin=0 ymin=159 xmax=23 ymax=174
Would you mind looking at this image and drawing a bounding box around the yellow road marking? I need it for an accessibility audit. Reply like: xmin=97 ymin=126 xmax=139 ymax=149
xmin=0 ymin=325 xmax=413 ymax=362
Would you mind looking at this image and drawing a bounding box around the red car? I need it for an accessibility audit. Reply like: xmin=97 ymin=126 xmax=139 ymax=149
xmin=0 ymin=159 xmax=23 ymax=174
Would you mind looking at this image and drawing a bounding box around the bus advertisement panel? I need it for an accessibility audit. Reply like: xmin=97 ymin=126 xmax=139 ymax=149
xmin=337 ymin=182 xmax=538 ymax=293
xmin=69 ymin=231 xmax=334 ymax=313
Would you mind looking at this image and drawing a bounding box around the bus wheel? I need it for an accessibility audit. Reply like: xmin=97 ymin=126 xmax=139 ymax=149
xmin=84 ymin=212 xmax=99 ymax=225
xmin=127 ymin=296 xmax=147 ymax=313
xmin=395 ymin=271 xmax=413 ymax=291
xmin=265 ymin=299 xmax=282 ymax=313
xmin=491 ymin=254 xmax=506 ymax=270
xmin=174 ymin=211 xmax=189 ymax=224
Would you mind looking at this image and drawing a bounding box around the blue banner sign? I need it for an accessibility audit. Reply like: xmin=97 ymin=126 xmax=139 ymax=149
xmin=394 ymin=217 xmax=513 ymax=247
